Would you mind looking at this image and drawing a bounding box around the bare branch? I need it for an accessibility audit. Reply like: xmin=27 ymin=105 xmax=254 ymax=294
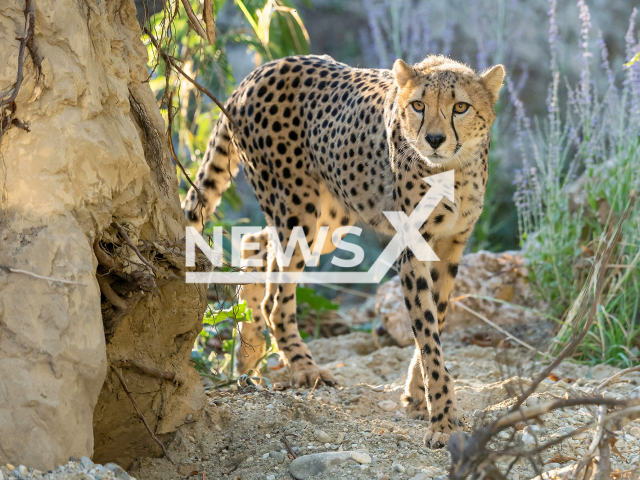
xmin=143 ymin=26 xmax=239 ymax=130
xmin=1 ymin=265 xmax=86 ymax=286
xmin=203 ymin=0 xmax=216 ymax=44
xmin=111 ymin=365 xmax=174 ymax=463
xmin=179 ymin=0 xmax=208 ymax=43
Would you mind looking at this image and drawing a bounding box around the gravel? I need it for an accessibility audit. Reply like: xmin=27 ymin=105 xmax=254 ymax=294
xmin=0 ymin=460 xmax=136 ymax=480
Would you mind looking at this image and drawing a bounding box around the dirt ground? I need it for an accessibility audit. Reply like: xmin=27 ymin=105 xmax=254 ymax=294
xmin=129 ymin=331 xmax=640 ymax=480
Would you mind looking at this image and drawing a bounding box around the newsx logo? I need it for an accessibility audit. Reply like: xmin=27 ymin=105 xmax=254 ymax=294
xmin=186 ymin=171 xmax=454 ymax=284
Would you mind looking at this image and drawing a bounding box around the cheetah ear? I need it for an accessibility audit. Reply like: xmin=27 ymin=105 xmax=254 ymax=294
xmin=393 ymin=59 xmax=415 ymax=88
xmin=481 ymin=64 xmax=506 ymax=102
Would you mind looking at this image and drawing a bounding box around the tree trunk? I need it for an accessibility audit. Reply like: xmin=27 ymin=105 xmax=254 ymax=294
xmin=0 ymin=0 xmax=205 ymax=470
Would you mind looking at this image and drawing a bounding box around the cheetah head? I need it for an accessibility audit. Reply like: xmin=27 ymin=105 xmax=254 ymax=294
xmin=392 ymin=55 xmax=505 ymax=168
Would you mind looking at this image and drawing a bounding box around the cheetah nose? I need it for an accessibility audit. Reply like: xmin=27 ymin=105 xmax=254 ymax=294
xmin=425 ymin=134 xmax=446 ymax=150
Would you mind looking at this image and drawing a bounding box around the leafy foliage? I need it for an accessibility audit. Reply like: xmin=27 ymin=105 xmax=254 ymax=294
xmin=144 ymin=0 xmax=312 ymax=384
xmin=513 ymin=3 xmax=640 ymax=367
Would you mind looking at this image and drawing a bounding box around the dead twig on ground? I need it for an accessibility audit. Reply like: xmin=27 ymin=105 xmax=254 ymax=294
xmin=111 ymin=364 xmax=174 ymax=463
xmin=452 ymin=300 xmax=553 ymax=359
xmin=281 ymin=433 xmax=298 ymax=459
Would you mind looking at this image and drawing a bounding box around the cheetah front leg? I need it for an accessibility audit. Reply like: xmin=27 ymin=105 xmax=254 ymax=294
xmin=402 ymin=234 xmax=470 ymax=430
xmin=399 ymin=249 xmax=459 ymax=448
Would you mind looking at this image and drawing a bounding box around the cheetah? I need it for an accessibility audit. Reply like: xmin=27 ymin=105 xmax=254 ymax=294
xmin=182 ymin=54 xmax=504 ymax=447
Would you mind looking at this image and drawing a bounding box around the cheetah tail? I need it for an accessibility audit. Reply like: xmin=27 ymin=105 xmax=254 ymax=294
xmin=181 ymin=113 xmax=240 ymax=232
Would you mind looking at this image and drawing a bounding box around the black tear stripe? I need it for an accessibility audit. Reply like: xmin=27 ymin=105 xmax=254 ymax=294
xmin=440 ymin=109 xmax=446 ymax=119
xmin=450 ymin=106 xmax=459 ymax=143
xmin=417 ymin=109 xmax=426 ymax=136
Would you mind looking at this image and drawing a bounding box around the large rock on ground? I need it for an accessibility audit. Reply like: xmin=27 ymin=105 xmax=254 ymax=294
xmin=376 ymin=251 xmax=546 ymax=346
xmin=0 ymin=0 xmax=205 ymax=469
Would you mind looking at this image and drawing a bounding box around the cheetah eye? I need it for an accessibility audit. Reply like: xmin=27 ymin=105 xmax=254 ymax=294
xmin=453 ymin=102 xmax=470 ymax=114
xmin=411 ymin=101 xmax=425 ymax=112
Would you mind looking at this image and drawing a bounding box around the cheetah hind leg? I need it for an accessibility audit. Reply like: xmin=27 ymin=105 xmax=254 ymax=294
xmin=234 ymin=231 xmax=270 ymax=375
xmin=402 ymin=347 xmax=430 ymax=420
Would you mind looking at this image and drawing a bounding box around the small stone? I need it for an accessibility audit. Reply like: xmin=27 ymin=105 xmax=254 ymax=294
xmin=229 ymin=385 xmax=238 ymax=392
xmin=543 ymin=463 xmax=561 ymax=472
xmin=265 ymin=433 xmax=271 ymax=439
xmin=525 ymin=396 xmax=541 ymax=407
xmin=630 ymin=426 xmax=640 ymax=438
xmin=522 ymin=433 xmax=536 ymax=448
xmin=187 ymin=414 xmax=193 ymax=421
xmin=314 ymin=430 xmax=332 ymax=443
xmin=410 ymin=474 xmax=430 ymax=480
xmin=473 ymin=409 xmax=483 ymax=418
xmin=105 ymin=462 xmax=130 ymax=480
xmin=378 ymin=400 xmax=397 ymax=411
xmin=6 ymin=466 xmax=14 ymax=472
xmin=188 ymin=435 xmax=196 ymax=442
xmin=407 ymin=466 xmax=416 ymax=476
xmin=393 ymin=463 xmax=405 ymax=473
xmin=274 ymin=452 xmax=286 ymax=463
xmin=255 ymin=384 xmax=265 ymax=391
xmin=335 ymin=432 xmax=345 ymax=444
xmin=80 ymin=457 xmax=95 ymax=470
xmin=263 ymin=453 xmax=270 ymax=460
xmin=559 ymin=426 xmax=574 ymax=436
xmin=289 ymin=452 xmax=352 ymax=480
xmin=0 ymin=470 xmax=4 ymax=480
xmin=372 ymin=385 xmax=385 ymax=392
xmin=376 ymin=475 xmax=390 ymax=480
xmin=266 ymin=404 xmax=274 ymax=409
xmin=324 ymin=443 xmax=330 ymax=448
xmin=434 ymin=475 xmax=447 ymax=480
xmin=18 ymin=466 xmax=27 ymax=477
xmin=350 ymin=451 xmax=371 ymax=464
xmin=267 ymin=476 xmax=275 ymax=480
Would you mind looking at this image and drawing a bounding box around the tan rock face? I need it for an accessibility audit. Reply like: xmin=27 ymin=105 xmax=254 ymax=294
xmin=376 ymin=251 xmax=546 ymax=346
xmin=0 ymin=0 xmax=205 ymax=469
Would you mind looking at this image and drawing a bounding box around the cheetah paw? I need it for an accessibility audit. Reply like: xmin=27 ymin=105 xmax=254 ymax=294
xmin=423 ymin=421 xmax=460 ymax=449
xmin=402 ymin=398 xmax=429 ymax=421
xmin=290 ymin=366 xmax=337 ymax=388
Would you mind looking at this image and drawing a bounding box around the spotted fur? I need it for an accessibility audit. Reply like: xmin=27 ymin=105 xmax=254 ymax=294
xmin=182 ymin=54 xmax=505 ymax=448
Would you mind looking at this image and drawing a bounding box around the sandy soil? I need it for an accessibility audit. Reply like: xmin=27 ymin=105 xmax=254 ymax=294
xmin=129 ymin=331 xmax=640 ymax=480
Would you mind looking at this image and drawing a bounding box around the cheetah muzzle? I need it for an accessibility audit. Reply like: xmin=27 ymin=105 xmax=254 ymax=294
xmin=182 ymin=54 xmax=505 ymax=449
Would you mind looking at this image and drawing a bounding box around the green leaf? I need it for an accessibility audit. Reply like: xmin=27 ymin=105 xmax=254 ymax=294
xmin=296 ymin=287 xmax=339 ymax=312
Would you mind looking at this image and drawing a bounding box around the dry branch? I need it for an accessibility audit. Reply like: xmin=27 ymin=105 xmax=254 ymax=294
xmin=179 ymin=0 xmax=208 ymax=42
xmin=143 ymin=26 xmax=239 ymax=130
xmin=111 ymin=364 xmax=174 ymax=463
xmin=0 ymin=265 xmax=86 ymax=286
xmin=166 ymin=90 xmax=206 ymax=222
xmin=203 ymin=0 xmax=216 ymax=44
xmin=448 ymin=193 xmax=637 ymax=480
